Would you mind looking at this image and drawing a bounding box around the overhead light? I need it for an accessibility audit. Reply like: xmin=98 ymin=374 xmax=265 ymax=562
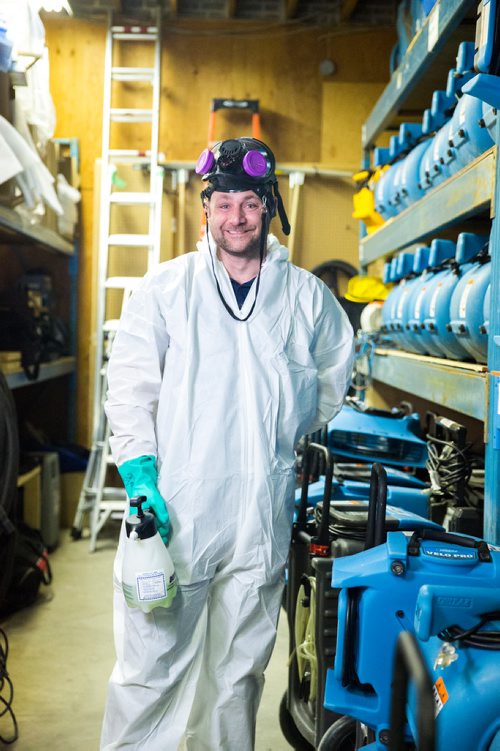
xmin=38 ymin=0 xmax=73 ymax=14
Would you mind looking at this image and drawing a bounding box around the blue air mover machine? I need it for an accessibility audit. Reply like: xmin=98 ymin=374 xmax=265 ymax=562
xmin=389 ymin=252 xmax=415 ymax=347
xmin=294 ymin=476 xmax=429 ymax=519
xmin=422 ymin=232 xmax=488 ymax=360
xmin=397 ymin=246 xmax=431 ymax=355
xmin=406 ymin=239 xmax=456 ymax=357
xmin=319 ymin=525 xmax=500 ymax=751
xmin=374 ymin=136 xmax=403 ymax=221
xmin=483 ymin=283 xmax=491 ymax=338
xmin=449 ymin=235 xmax=491 ymax=363
xmin=385 ymin=253 xmax=415 ymax=348
xmin=327 ymin=397 xmax=428 ymax=469
xmin=381 ymin=258 xmax=400 ymax=341
xmin=280 ymin=447 xmax=440 ymax=751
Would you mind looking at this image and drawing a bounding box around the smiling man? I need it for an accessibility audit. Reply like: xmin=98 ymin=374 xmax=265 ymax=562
xmin=101 ymin=137 xmax=354 ymax=751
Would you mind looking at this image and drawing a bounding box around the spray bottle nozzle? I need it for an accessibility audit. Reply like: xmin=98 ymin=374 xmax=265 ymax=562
xmin=129 ymin=496 xmax=147 ymax=518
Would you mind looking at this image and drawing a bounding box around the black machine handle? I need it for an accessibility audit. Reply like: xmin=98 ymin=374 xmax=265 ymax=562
xmin=341 ymin=463 xmax=389 ymax=688
xmin=211 ymin=97 xmax=260 ymax=113
xmin=389 ymin=632 xmax=435 ymax=751
xmin=364 ymin=462 xmax=388 ymax=551
xmin=297 ymin=442 xmax=334 ymax=555
xmin=408 ymin=527 xmax=492 ymax=562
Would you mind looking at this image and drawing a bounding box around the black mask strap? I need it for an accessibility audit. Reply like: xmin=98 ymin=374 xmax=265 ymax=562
xmin=273 ymin=183 xmax=291 ymax=236
xmin=207 ymin=224 xmax=267 ymax=322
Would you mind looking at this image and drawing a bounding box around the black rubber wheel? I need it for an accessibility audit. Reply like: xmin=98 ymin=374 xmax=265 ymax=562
xmin=317 ymin=715 xmax=357 ymax=751
xmin=70 ymin=526 xmax=82 ymax=540
xmin=279 ymin=691 xmax=314 ymax=751
xmin=311 ymin=259 xmax=358 ymax=299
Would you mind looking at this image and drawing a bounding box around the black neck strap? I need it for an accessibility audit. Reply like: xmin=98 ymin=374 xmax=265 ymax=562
xmin=207 ymin=223 xmax=267 ymax=322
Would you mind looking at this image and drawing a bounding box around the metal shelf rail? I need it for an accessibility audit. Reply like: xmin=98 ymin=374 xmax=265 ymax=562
xmin=359 ymin=350 xmax=487 ymax=421
xmin=3 ymin=356 xmax=76 ymax=390
xmin=362 ymin=0 xmax=476 ymax=149
xmin=0 ymin=204 xmax=73 ymax=255
xmin=360 ymin=147 xmax=496 ymax=266
xmin=359 ymin=0 xmax=500 ymax=543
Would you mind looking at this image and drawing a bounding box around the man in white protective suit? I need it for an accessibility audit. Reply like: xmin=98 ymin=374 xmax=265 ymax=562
xmin=100 ymin=137 xmax=354 ymax=751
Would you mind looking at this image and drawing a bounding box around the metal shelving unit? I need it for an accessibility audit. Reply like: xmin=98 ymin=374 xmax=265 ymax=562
xmin=4 ymin=356 xmax=76 ymax=390
xmin=360 ymin=147 xmax=496 ymax=264
xmin=360 ymin=350 xmax=488 ymax=421
xmin=359 ymin=0 xmax=500 ymax=542
xmin=363 ymin=0 xmax=477 ymax=148
xmin=0 ymin=139 xmax=80 ymax=444
xmin=0 ymin=204 xmax=74 ymax=255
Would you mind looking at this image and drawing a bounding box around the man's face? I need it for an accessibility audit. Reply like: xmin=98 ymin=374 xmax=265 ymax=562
xmin=205 ymin=190 xmax=265 ymax=259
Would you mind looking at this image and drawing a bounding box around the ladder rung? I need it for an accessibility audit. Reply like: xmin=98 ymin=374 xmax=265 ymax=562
xmin=105 ymin=276 xmax=143 ymax=290
xmin=111 ymin=25 xmax=158 ymax=42
xmin=108 ymin=149 xmax=165 ymax=164
xmin=112 ymin=33 xmax=157 ymax=41
xmin=111 ymin=24 xmax=157 ymax=32
xmin=111 ymin=67 xmax=155 ymax=82
xmin=107 ymin=233 xmax=153 ymax=246
xmin=110 ymin=108 xmax=153 ymax=122
xmin=110 ymin=192 xmax=154 ymax=205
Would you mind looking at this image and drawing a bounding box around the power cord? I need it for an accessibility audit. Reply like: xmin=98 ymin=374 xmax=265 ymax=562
xmin=438 ymin=611 xmax=500 ymax=651
xmin=0 ymin=627 xmax=18 ymax=744
xmin=425 ymin=433 xmax=483 ymax=509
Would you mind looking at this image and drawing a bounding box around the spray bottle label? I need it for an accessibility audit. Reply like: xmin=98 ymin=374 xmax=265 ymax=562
xmin=137 ymin=570 xmax=167 ymax=601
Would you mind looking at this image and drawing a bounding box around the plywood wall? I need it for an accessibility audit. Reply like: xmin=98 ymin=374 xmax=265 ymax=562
xmin=43 ymin=15 xmax=395 ymax=445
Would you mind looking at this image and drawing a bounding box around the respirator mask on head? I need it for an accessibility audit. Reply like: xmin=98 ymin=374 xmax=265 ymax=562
xmin=196 ymin=138 xmax=290 ymax=235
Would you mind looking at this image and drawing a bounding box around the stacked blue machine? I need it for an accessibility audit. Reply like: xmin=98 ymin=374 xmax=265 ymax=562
xmin=374 ymin=40 xmax=499 ymax=223
xmin=323 ymin=529 xmax=500 ymax=750
xmin=295 ymin=401 xmax=431 ymax=518
xmin=382 ymin=232 xmax=491 ymax=363
xmin=390 ymin=1 xmax=439 ymax=74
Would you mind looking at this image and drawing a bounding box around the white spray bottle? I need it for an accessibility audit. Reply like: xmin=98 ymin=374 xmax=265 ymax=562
xmin=122 ymin=496 xmax=177 ymax=612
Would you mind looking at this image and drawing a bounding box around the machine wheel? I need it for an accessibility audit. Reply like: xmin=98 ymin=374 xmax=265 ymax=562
xmin=311 ymin=260 xmax=357 ymax=300
xmin=70 ymin=527 xmax=82 ymax=540
xmin=317 ymin=715 xmax=357 ymax=751
xmin=279 ymin=692 xmax=314 ymax=751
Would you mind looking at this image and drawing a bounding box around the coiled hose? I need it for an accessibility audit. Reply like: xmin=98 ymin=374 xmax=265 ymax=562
xmin=0 ymin=372 xmax=19 ymax=605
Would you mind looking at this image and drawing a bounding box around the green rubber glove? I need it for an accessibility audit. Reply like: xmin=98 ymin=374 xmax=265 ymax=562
xmin=118 ymin=455 xmax=170 ymax=544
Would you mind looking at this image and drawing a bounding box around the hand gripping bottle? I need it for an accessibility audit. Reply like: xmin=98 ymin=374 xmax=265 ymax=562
xmin=122 ymin=496 xmax=177 ymax=612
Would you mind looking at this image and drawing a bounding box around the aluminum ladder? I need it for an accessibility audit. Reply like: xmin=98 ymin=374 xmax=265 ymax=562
xmin=71 ymin=10 xmax=163 ymax=551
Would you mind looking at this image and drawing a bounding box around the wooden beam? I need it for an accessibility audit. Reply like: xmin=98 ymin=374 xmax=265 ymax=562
xmin=283 ymin=0 xmax=299 ymax=19
xmin=340 ymin=0 xmax=360 ymax=22
xmin=163 ymin=0 xmax=178 ymax=16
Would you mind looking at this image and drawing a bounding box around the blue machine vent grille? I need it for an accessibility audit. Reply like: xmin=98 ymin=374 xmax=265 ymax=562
xmin=332 ymin=430 xmax=425 ymax=465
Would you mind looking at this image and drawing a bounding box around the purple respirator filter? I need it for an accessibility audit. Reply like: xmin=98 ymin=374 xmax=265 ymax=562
xmin=195 ymin=146 xmax=268 ymax=178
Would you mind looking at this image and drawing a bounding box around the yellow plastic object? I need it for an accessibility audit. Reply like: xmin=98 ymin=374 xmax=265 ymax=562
xmin=352 ymin=165 xmax=387 ymax=233
xmin=345 ymin=275 xmax=391 ymax=303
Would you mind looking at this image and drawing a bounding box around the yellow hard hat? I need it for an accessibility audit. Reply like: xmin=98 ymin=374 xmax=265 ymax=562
xmin=344 ymin=275 xmax=391 ymax=303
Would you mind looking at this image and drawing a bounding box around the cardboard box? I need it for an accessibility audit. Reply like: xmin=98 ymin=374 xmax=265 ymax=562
xmin=17 ymin=465 xmax=42 ymax=529
xmin=60 ymin=470 xmax=85 ymax=528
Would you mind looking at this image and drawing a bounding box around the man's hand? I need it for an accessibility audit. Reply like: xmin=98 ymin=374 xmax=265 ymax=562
xmin=118 ymin=455 xmax=170 ymax=544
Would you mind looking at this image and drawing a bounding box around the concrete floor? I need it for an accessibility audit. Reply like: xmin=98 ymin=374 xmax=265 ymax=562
xmin=1 ymin=524 xmax=293 ymax=751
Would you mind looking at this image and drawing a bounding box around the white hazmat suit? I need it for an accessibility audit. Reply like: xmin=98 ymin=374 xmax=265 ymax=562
xmin=101 ymin=232 xmax=354 ymax=750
